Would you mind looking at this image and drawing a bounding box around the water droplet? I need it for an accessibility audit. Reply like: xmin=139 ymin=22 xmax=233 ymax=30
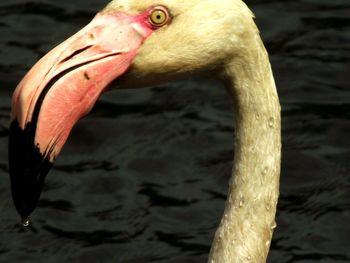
xmin=265 ymin=240 xmax=271 ymax=247
xmin=239 ymin=198 xmax=244 ymax=207
xmin=247 ymin=255 xmax=252 ymax=261
xmin=271 ymin=221 xmax=277 ymax=229
xmin=268 ymin=117 xmax=274 ymax=128
xmin=266 ymin=203 xmax=271 ymax=211
xmin=219 ymin=232 xmax=223 ymax=239
xmin=262 ymin=167 xmax=268 ymax=175
xmin=21 ymin=218 xmax=30 ymax=227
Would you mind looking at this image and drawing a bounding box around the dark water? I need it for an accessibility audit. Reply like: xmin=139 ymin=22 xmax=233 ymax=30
xmin=0 ymin=0 xmax=349 ymax=262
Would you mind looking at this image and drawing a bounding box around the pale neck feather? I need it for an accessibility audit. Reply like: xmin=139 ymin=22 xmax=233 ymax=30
xmin=208 ymin=31 xmax=281 ymax=263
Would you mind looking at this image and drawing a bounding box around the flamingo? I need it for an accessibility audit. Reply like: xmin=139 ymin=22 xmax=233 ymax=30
xmin=9 ymin=0 xmax=281 ymax=262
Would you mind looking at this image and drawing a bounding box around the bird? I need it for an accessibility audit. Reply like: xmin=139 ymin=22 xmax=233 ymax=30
xmin=8 ymin=0 xmax=281 ymax=262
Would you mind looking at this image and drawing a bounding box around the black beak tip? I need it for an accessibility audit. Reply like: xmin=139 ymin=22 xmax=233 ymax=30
xmin=9 ymin=120 xmax=53 ymax=219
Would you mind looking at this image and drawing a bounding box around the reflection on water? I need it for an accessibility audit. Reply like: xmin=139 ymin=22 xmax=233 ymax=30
xmin=0 ymin=0 xmax=349 ymax=262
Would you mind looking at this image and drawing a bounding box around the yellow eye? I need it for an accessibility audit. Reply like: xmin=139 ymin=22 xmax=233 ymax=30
xmin=149 ymin=7 xmax=170 ymax=28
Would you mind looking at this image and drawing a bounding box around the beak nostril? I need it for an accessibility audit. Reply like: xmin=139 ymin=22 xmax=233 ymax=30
xmin=60 ymin=45 xmax=93 ymax=64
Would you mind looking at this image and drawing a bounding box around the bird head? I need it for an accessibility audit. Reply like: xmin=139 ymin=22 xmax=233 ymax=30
xmin=9 ymin=0 xmax=257 ymax=220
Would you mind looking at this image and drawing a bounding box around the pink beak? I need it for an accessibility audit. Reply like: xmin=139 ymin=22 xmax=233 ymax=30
xmin=9 ymin=11 xmax=154 ymax=220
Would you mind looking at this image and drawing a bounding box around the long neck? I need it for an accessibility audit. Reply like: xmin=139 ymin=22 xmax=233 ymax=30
xmin=208 ymin=33 xmax=281 ymax=263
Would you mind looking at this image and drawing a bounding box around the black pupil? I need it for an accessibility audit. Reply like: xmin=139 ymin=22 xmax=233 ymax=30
xmin=157 ymin=15 xmax=161 ymax=20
